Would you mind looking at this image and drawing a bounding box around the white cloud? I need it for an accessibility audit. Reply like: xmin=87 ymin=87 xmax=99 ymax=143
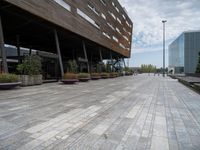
xmin=119 ymin=0 xmax=200 ymax=54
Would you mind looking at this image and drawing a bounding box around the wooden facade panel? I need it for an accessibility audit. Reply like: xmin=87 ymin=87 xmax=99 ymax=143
xmin=4 ymin=0 xmax=133 ymax=57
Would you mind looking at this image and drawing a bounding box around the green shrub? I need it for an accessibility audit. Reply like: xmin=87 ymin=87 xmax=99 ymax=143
xmin=0 ymin=74 xmax=19 ymax=83
xmin=17 ymin=55 xmax=42 ymax=75
xmin=67 ymin=60 xmax=78 ymax=73
xmin=101 ymin=72 xmax=110 ymax=78
xmin=196 ymin=52 xmax=200 ymax=74
xmin=91 ymin=73 xmax=100 ymax=77
xmin=78 ymin=73 xmax=90 ymax=78
xmin=110 ymin=72 xmax=118 ymax=77
xmin=63 ymin=73 xmax=78 ymax=79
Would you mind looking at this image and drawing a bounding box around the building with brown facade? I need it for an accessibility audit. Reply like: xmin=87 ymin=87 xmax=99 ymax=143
xmin=0 ymin=0 xmax=133 ymax=79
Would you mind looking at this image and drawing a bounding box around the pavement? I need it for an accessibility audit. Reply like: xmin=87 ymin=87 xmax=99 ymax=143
xmin=0 ymin=74 xmax=200 ymax=150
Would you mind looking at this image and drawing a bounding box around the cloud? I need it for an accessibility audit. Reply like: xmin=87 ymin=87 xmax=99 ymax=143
xmin=119 ymin=0 xmax=200 ymax=54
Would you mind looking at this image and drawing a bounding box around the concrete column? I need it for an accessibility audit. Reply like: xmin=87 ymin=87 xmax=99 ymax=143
xmin=99 ymin=48 xmax=103 ymax=72
xmin=123 ymin=58 xmax=126 ymax=68
xmin=82 ymin=40 xmax=90 ymax=73
xmin=54 ymin=29 xmax=64 ymax=77
xmin=16 ymin=35 xmax=21 ymax=63
xmin=0 ymin=16 xmax=8 ymax=73
xmin=110 ymin=51 xmax=114 ymax=72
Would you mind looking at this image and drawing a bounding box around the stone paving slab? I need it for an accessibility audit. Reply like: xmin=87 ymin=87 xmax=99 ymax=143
xmin=0 ymin=74 xmax=200 ymax=150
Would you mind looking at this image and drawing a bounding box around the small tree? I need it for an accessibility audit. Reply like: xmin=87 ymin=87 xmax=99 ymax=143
xmin=67 ymin=60 xmax=77 ymax=73
xmin=196 ymin=52 xmax=200 ymax=74
xmin=106 ymin=63 xmax=112 ymax=73
xmin=17 ymin=55 xmax=42 ymax=75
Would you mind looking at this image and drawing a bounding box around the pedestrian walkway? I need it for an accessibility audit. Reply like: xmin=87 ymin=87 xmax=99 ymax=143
xmin=0 ymin=74 xmax=200 ymax=150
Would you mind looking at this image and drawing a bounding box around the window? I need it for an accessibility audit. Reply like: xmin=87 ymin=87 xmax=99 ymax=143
xmin=117 ymin=18 xmax=122 ymax=24
xmin=123 ymin=35 xmax=129 ymax=41
xmin=88 ymin=2 xmax=100 ymax=16
xmin=113 ymin=36 xmax=118 ymax=42
xmin=122 ymin=14 xmax=126 ymax=20
xmin=54 ymin=0 xmax=71 ymax=11
xmin=112 ymin=2 xmax=119 ymax=12
xmin=119 ymin=43 xmax=125 ymax=49
xmin=101 ymin=13 xmax=106 ymax=20
xmin=108 ymin=11 xmax=116 ymax=20
xmin=107 ymin=23 xmax=115 ymax=30
xmin=103 ymin=32 xmax=111 ymax=39
xmin=77 ymin=9 xmax=100 ymax=29
xmin=126 ymin=21 xmax=132 ymax=28
xmin=116 ymin=28 xmax=121 ymax=34
xmin=100 ymin=0 xmax=106 ymax=6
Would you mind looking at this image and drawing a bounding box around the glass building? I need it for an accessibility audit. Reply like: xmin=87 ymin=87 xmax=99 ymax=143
xmin=168 ymin=31 xmax=200 ymax=74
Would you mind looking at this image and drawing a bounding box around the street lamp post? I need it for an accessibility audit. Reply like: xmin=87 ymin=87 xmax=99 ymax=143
xmin=162 ymin=20 xmax=167 ymax=77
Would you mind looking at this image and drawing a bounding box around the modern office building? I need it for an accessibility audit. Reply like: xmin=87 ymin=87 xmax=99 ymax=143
xmin=0 ymin=0 xmax=133 ymax=78
xmin=168 ymin=31 xmax=200 ymax=74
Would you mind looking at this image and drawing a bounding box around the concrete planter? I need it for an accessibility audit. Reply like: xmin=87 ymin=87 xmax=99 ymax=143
xmin=78 ymin=78 xmax=90 ymax=82
xmin=61 ymin=79 xmax=78 ymax=84
xmin=0 ymin=82 xmax=21 ymax=90
xmin=19 ymin=75 xmax=43 ymax=86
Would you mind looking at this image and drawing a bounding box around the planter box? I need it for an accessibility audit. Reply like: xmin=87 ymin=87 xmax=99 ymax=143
xmin=79 ymin=78 xmax=90 ymax=82
xmin=61 ymin=79 xmax=78 ymax=84
xmin=19 ymin=75 xmax=43 ymax=86
xmin=91 ymin=76 xmax=101 ymax=80
xmin=0 ymin=82 xmax=21 ymax=90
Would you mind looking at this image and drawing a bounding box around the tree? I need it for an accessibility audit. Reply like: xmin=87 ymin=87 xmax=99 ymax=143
xmin=196 ymin=52 xmax=200 ymax=74
xmin=140 ymin=64 xmax=157 ymax=73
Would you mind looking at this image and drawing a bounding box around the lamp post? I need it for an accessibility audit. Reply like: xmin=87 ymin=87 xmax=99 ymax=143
xmin=162 ymin=20 xmax=167 ymax=77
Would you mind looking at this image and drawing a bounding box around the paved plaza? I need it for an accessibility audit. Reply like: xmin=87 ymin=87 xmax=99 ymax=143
xmin=0 ymin=74 xmax=200 ymax=150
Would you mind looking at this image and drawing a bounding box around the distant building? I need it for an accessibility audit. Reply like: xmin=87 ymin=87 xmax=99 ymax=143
xmin=168 ymin=31 xmax=200 ymax=74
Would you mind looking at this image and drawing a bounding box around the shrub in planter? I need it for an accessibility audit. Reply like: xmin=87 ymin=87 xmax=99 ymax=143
xmin=62 ymin=60 xmax=78 ymax=84
xmin=91 ymin=73 xmax=101 ymax=80
xmin=66 ymin=60 xmax=78 ymax=73
xmin=110 ymin=72 xmax=118 ymax=78
xmin=62 ymin=73 xmax=78 ymax=84
xmin=101 ymin=72 xmax=110 ymax=79
xmin=17 ymin=55 xmax=42 ymax=86
xmin=78 ymin=73 xmax=91 ymax=82
xmin=125 ymin=71 xmax=133 ymax=76
xmin=124 ymin=67 xmax=133 ymax=76
xmin=196 ymin=52 xmax=200 ymax=74
xmin=118 ymin=72 xmax=123 ymax=76
xmin=0 ymin=74 xmax=21 ymax=90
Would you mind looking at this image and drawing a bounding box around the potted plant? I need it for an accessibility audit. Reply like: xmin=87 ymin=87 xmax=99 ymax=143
xmin=101 ymin=72 xmax=110 ymax=79
xmin=91 ymin=73 xmax=101 ymax=80
xmin=17 ymin=55 xmax=42 ymax=86
xmin=110 ymin=72 xmax=118 ymax=78
xmin=0 ymin=73 xmax=21 ymax=90
xmin=101 ymin=63 xmax=111 ymax=79
xmin=124 ymin=67 xmax=133 ymax=76
xmin=62 ymin=73 xmax=78 ymax=84
xmin=196 ymin=52 xmax=200 ymax=74
xmin=62 ymin=60 xmax=78 ymax=84
xmin=78 ymin=73 xmax=91 ymax=82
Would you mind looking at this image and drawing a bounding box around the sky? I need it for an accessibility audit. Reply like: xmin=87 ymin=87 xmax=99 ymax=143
xmin=118 ymin=0 xmax=200 ymax=68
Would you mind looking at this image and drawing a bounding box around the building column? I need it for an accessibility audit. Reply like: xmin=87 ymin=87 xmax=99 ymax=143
xmin=0 ymin=16 xmax=8 ymax=73
xmin=99 ymin=48 xmax=103 ymax=62
xmin=29 ymin=46 xmax=32 ymax=55
xmin=82 ymin=40 xmax=90 ymax=73
xmin=123 ymin=58 xmax=126 ymax=68
xmin=16 ymin=35 xmax=21 ymax=63
xmin=99 ymin=48 xmax=103 ymax=72
xmin=110 ymin=51 xmax=114 ymax=72
xmin=54 ymin=29 xmax=64 ymax=77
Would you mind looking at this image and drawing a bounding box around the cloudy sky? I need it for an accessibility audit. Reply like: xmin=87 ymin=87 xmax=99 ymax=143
xmin=118 ymin=0 xmax=200 ymax=67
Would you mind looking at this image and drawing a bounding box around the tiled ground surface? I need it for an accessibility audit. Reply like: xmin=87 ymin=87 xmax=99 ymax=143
xmin=0 ymin=74 xmax=200 ymax=150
